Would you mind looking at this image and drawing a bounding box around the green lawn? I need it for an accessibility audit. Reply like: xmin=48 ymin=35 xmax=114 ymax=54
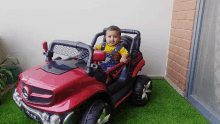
xmin=0 ymin=79 xmax=210 ymax=124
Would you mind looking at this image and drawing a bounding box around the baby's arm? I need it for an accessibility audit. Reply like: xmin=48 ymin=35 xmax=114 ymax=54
xmin=119 ymin=47 xmax=129 ymax=63
xmin=93 ymin=47 xmax=98 ymax=51
xmin=93 ymin=43 xmax=102 ymax=51
xmin=120 ymin=54 xmax=128 ymax=63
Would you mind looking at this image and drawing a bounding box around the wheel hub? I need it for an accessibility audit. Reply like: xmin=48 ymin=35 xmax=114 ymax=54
xmin=142 ymin=81 xmax=152 ymax=100
xmin=97 ymin=108 xmax=110 ymax=124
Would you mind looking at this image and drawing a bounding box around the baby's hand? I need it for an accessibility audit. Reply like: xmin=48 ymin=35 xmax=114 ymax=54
xmin=93 ymin=47 xmax=98 ymax=51
xmin=93 ymin=46 xmax=102 ymax=51
xmin=120 ymin=54 xmax=129 ymax=63
xmin=120 ymin=58 xmax=128 ymax=63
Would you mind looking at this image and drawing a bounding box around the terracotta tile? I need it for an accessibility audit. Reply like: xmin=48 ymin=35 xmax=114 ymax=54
xmin=167 ymin=66 xmax=173 ymax=76
xmin=184 ymin=20 xmax=194 ymax=30
xmin=173 ymin=3 xmax=180 ymax=12
xmin=175 ymin=29 xmax=185 ymax=38
xmin=186 ymin=1 xmax=197 ymax=10
xmin=177 ymin=20 xmax=185 ymax=29
xmin=180 ymin=66 xmax=188 ymax=77
xmin=171 ymin=20 xmax=178 ymax=28
xmin=181 ymin=48 xmax=190 ymax=59
xmin=172 ymin=61 xmax=182 ymax=73
xmin=167 ymin=73 xmax=186 ymax=91
xmin=179 ymin=56 xmax=189 ymax=68
xmin=172 ymin=45 xmax=178 ymax=55
xmin=168 ymin=51 xmax=175 ymax=61
xmin=172 ymin=12 xmax=178 ymax=20
xmin=181 ymin=39 xmax=192 ymax=50
xmin=183 ymin=30 xmax=193 ymax=40
xmin=170 ymin=28 xmax=176 ymax=37
xmin=187 ymin=10 xmax=196 ymax=20
xmin=167 ymin=59 xmax=173 ymax=67
xmin=169 ymin=44 xmax=175 ymax=53
xmin=177 ymin=11 xmax=188 ymax=20
xmin=171 ymin=68 xmax=180 ymax=81
xmin=174 ymin=45 xmax=183 ymax=56
xmin=179 ymin=2 xmax=188 ymax=11
xmin=176 ymin=38 xmax=182 ymax=46
xmin=172 ymin=69 xmax=187 ymax=86
xmin=179 ymin=74 xmax=187 ymax=86
xmin=170 ymin=36 xmax=177 ymax=44
xmin=173 ymin=53 xmax=181 ymax=64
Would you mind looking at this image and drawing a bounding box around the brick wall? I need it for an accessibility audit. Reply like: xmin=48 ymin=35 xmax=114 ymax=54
xmin=166 ymin=0 xmax=197 ymax=95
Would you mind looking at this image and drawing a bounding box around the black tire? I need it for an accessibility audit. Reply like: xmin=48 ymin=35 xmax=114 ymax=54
xmin=132 ymin=75 xmax=152 ymax=106
xmin=78 ymin=99 xmax=113 ymax=124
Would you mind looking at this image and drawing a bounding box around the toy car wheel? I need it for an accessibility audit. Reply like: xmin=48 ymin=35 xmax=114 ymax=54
xmin=132 ymin=75 xmax=152 ymax=106
xmin=79 ymin=99 xmax=112 ymax=124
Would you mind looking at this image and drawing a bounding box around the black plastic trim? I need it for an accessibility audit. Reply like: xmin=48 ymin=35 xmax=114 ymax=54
xmin=91 ymin=29 xmax=141 ymax=59
xmin=45 ymin=40 xmax=94 ymax=75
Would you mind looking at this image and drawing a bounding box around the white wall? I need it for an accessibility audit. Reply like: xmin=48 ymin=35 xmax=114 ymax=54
xmin=0 ymin=0 xmax=173 ymax=77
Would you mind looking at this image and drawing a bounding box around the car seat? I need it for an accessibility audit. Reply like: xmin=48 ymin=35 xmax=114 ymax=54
xmin=105 ymin=36 xmax=133 ymax=92
xmin=120 ymin=35 xmax=133 ymax=52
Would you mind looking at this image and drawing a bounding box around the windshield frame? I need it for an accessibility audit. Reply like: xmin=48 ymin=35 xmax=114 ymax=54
xmin=45 ymin=40 xmax=94 ymax=75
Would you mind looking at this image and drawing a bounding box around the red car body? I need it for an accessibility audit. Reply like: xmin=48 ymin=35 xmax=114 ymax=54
xmin=13 ymin=29 xmax=149 ymax=124
xmin=16 ymin=62 xmax=107 ymax=114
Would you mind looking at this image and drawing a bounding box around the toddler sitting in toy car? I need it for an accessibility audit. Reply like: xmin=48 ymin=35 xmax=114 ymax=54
xmin=94 ymin=25 xmax=129 ymax=70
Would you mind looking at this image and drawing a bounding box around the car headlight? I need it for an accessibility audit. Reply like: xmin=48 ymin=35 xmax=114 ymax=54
xmin=13 ymin=89 xmax=18 ymax=97
xmin=42 ymin=112 xmax=49 ymax=121
xmin=50 ymin=114 xmax=60 ymax=124
xmin=13 ymin=88 xmax=22 ymax=107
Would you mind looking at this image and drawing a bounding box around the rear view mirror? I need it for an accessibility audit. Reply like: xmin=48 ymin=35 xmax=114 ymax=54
xmin=43 ymin=41 xmax=48 ymax=52
xmin=93 ymin=51 xmax=106 ymax=61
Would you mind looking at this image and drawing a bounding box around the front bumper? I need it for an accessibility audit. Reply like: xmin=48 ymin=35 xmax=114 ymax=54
xmin=13 ymin=88 xmax=74 ymax=124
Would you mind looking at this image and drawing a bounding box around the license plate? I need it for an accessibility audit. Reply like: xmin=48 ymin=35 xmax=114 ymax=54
xmin=25 ymin=110 xmax=39 ymax=121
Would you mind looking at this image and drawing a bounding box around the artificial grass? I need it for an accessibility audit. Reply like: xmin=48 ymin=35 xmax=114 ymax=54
xmin=113 ymin=79 xmax=210 ymax=124
xmin=0 ymin=89 xmax=37 ymax=124
xmin=0 ymin=79 xmax=209 ymax=124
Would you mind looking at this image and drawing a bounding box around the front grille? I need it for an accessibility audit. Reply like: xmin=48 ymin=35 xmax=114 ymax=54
xmin=29 ymin=85 xmax=53 ymax=95
xmin=20 ymin=80 xmax=54 ymax=104
xmin=28 ymin=97 xmax=53 ymax=104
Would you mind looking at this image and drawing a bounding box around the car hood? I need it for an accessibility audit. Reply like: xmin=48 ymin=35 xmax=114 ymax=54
xmin=19 ymin=62 xmax=88 ymax=91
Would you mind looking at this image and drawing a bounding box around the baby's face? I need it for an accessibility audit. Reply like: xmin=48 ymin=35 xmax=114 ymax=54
xmin=105 ymin=30 xmax=121 ymax=46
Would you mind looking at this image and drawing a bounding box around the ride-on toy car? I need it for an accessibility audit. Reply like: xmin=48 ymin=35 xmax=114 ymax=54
xmin=13 ymin=28 xmax=152 ymax=124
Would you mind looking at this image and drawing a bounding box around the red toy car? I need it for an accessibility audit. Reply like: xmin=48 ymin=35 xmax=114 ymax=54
xmin=13 ymin=29 xmax=152 ymax=124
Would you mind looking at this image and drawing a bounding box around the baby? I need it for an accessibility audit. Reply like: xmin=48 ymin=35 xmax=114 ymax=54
xmin=94 ymin=25 xmax=129 ymax=70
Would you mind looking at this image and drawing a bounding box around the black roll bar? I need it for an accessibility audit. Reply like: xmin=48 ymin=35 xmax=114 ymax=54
xmin=45 ymin=29 xmax=141 ymax=75
xmin=45 ymin=40 xmax=93 ymax=75
xmin=91 ymin=28 xmax=141 ymax=57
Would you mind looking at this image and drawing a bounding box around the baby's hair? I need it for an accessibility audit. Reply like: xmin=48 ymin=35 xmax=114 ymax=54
xmin=106 ymin=25 xmax=121 ymax=35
